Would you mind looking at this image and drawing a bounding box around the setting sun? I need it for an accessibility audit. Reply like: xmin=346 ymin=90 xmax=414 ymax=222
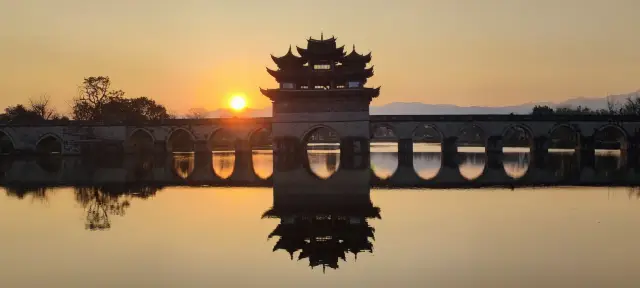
xmin=229 ymin=95 xmax=247 ymax=111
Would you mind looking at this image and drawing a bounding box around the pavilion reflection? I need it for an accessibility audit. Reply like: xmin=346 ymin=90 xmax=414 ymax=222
xmin=263 ymin=194 xmax=380 ymax=272
xmin=265 ymin=152 xmax=379 ymax=272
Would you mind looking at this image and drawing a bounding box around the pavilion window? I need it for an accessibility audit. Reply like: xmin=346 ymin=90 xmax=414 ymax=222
xmin=313 ymin=64 xmax=331 ymax=70
xmin=281 ymin=83 xmax=295 ymax=89
xmin=348 ymin=81 xmax=361 ymax=88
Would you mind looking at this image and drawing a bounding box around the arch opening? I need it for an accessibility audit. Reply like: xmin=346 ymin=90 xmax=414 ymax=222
xmin=129 ymin=130 xmax=154 ymax=154
xmin=594 ymin=125 xmax=627 ymax=175
xmin=412 ymin=124 xmax=442 ymax=180
xmin=304 ymin=126 xmax=340 ymax=179
xmin=594 ymin=125 xmax=626 ymax=152
xmin=370 ymin=124 xmax=398 ymax=180
xmin=251 ymin=128 xmax=273 ymax=180
xmin=209 ymin=129 xmax=236 ymax=179
xmin=548 ymin=125 xmax=579 ymax=153
xmin=36 ymin=135 xmax=62 ymax=155
xmin=502 ymin=125 xmax=533 ymax=179
xmin=167 ymin=129 xmax=195 ymax=153
xmin=457 ymin=125 xmax=486 ymax=180
xmin=0 ymin=131 xmax=14 ymax=155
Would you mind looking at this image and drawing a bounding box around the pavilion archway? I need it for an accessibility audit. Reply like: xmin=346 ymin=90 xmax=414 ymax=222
xmin=303 ymin=125 xmax=341 ymax=180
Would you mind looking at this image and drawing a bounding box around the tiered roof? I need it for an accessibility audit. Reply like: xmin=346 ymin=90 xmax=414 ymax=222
xmin=260 ymin=34 xmax=380 ymax=101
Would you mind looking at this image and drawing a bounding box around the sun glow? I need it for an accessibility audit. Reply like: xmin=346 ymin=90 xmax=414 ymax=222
xmin=229 ymin=95 xmax=247 ymax=111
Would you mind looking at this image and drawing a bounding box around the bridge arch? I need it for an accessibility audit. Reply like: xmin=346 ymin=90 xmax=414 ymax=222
xmin=167 ymin=128 xmax=195 ymax=153
xmin=36 ymin=133 xmax=63 ymax=155
xmin=501 ymin=124 xmax=534 ymax=148
xmin=370 ymin=123 xmax=398 ymax=139
xmin=0 ymin=130 xmax=15 ymax=155
xmin=411 ymin=123 xmax=445 ymax=143
xmin=548 ymin=124 xmax=580 ymax=151
xmin=456 ymin=123 xmax=487 ymax=149
xmin=208 ymin=128 xmax=236 ymax=151
xmin=303 ymin=125 xmax=341 ymax=180
xmin=593 ymin=124 xmax=628 ymax=150
xmin=248 ymin=127 xmax=272 ymax=147
xmin=127 ymin=128 xmax=155 ymax=154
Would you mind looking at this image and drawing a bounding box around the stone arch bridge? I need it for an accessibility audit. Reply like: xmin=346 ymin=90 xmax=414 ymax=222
xmin=1 ymin=115 xmax=639 ymax=158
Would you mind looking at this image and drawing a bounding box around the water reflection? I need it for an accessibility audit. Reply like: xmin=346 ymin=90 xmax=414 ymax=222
xmin=265 ymin=171 xmax=379 ymax=272
xmin=547 ymin=151 xmax=580 ymax=179
xmin=412 ymin=143 xmax=441 ymax=180
xmin=0 ymin=147 xmax=636 ymax=187
xmin=252 ymin=150 xmax=273 ymax=179
xmin=595 ymin=150 xmax=625 ymax=178
xmin=458 ymin=148 xmax=486 ymax=180
xmin=305 ymin=127 xmax=340 ymax=179
xmin=306 ymin=146 xmax=340 ymax=179
xmin=172 ymin=153 xmax=195 ymax=179
xmin=4 ymin=185 xmax=159 ymax=230
xmin=503 ymin=149 xmax=530 ymax=179
xmin=370 ymin=144 xmax=398 ymax=179
xmin=212 ymin=151 xmax=235 ymax=179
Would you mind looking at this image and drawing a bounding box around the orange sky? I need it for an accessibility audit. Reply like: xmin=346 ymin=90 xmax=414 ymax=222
xmin=1 ymin=0 xmax=639 ymax=114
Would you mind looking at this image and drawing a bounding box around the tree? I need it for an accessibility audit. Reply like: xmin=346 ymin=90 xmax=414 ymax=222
xmin=619 ymin=96 xmax=640 ymax=116
xmin=73 ymin=76 xmax=125 ymax=121
xmin=531 ymin=105 xmax=554 ymax=115
xmin=185 ymin=108 xmax=208 ymax=119
xmin=29 ymin=94 xmax=61 ymax=120
xmin=100 ymin=97 xmax=171 ymax=123
xmin=72 ymin=76 xmax=170 ymax=122
xmin=3 ymin=104 xmax=43 ymax=123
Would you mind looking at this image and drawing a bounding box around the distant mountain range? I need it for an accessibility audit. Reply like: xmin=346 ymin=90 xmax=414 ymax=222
xmin=190 ymin=90 xmax=640 ymax=118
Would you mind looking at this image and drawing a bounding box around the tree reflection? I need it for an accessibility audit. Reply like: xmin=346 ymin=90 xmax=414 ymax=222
xmin=3 ymin=183 xmax=160 ymax=230
xmin=4 ymin=186 xmax=52 ymax=202
xmin=75 ymin=185 xmax=160 ymax=230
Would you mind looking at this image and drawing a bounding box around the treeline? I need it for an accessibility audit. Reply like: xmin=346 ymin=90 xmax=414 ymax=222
xmin=0 ymin=76 xmax=173 ymax=124
xmin=531 ymin=94 xmax=640 ymax=116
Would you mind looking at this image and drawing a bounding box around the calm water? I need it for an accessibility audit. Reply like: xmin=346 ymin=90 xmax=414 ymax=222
xmin=2 ymin=144 xmax=639 ymax=287
xmin=2 ymin=187 xmax=640 ymax=287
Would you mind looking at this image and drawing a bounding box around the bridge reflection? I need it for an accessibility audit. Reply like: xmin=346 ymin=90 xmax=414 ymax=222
xmin=0 ymin=146 xmax=639 ymax=187
xmin=4 ymin=153 xmax=640 ymax=272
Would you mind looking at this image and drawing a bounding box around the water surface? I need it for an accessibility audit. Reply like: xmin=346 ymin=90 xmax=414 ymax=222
xmin=2 ymin=186 xmax=640 ymax=287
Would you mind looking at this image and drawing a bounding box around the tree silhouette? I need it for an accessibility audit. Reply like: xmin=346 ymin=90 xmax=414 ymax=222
xmin=72 ymin=76 xmax=171 ymax=122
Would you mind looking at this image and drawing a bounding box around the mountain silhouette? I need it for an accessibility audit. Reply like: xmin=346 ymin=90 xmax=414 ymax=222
xmin=188 ymin=90 xmax=640 ymax=118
